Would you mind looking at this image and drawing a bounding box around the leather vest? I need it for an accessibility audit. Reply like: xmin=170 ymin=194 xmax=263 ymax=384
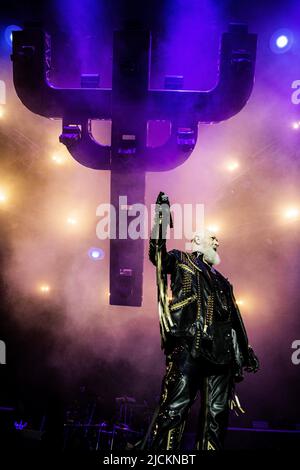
xmin=149 ymin=242 xmax=249 ymax=366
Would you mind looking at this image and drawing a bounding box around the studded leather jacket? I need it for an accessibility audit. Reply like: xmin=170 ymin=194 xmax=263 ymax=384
xmin=149 ymin=238 xmax=256 ymax=373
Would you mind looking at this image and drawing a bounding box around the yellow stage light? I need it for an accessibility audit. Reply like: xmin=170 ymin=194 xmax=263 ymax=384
xmin=51 ymin=150 xmax=71 ymax=165
xmin=51 ymin=154 xmax=65 ymax=165
xmin=283 ymin=207 xmax=299 ymax=220
xmin=39 ymin=284 xmax=50 ymax=293
xmin=207 ymin=224 xmax=220 ymax=234
xmin=236 ymin=295 xmax=258 ymax=313
xmin=0 ymin=189 xmax=8 ymax=204
xmin=226 ymin=160 xmax=240 ymax=172
xmin=67 ymin=216 xmax=78 ymax=225
xmin=0 ymin=106 xmax=5 ymax=119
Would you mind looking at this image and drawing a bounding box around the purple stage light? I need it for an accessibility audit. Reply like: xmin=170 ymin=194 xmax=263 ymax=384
xmin=270 ymin=29 xmax=293 ymax=54
xmin=276 ymin=35 xmax=288 ymax=48
xmin=88 ymin=247 xmax=105 ymax=260
xmin=14 ymin=420 xmax=28 ymax=430
xmin=4 ymin=25 xmax=22 ymax=47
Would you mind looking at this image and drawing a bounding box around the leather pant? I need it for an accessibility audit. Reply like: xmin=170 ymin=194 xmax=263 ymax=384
xmin=149 ymin=343 xmax=234 ymax=451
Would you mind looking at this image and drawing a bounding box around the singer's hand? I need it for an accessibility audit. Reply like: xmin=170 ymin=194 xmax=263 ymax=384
xmin=155 ymin=192 xmax=173 ymax=229
xmin=156 ymin=192 xmax=170 ymax=207
xmin=244 ymin=346 xmax=260 ymax=373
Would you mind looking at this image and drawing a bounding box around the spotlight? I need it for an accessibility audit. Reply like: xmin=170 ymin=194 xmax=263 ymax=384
xmin=4 ymin=25 xmax=22 ymax=47
xmin=207 ymin=224 xmax=220 ymax=234
xmin=14 ymin=420 xmax=28 ymax=430
xmin=270 ymin=29 xmax=293 ymax=54
xmin=292 ymin=121 xmax=300 ymax=130
xmin=0 ymin=106 xmax=5 ymax=119
xmin=67 ymin=216 xmax=78 ymax=225
xmin=39 ymin=284 xmax=50 ymax=294
xmin=276 ymin=35 xmax=288 ymax=48
xmin=51 ymin=153 xmax=66 ymax=165
xmin=236 ymin=296 xmax=256 ymax=311
xmin=283 ymin=207 xmax=299 ymax=220
xmin=88 ymin=247 xmax=105 ymax=260
xmin=0 ymin=189 xmax=8 ymax=204
xmin=226 ymin=160 xmax=239 ymax=172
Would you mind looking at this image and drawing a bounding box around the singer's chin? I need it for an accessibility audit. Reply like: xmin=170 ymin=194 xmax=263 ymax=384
xmin=203 ymin=248 xmax=221 ymax=266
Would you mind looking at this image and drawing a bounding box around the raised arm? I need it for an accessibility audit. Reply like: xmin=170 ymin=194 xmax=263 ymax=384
xmin=149 ymin=192 xmax=177 ymax=273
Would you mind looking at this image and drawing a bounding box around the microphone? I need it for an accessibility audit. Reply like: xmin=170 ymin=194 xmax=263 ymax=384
xmin=156 ymin=192 xmax=173 ymax=228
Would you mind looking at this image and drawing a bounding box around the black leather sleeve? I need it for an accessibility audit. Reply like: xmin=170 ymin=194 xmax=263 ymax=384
xmin=228 ymin=285 xmax=250 ymax=364
xmin=149 ymin=237 xmax=177 ymax=274
xmin=244 ymin=346 xmax=260 ymax=373
xmin=229 ymin=287 xmax=260 ymax=373
xmin=149 ymin=206 xmax=178 ymax=274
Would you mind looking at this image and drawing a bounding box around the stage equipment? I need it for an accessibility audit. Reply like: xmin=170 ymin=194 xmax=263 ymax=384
xmin=12 ymin=23 xmax=256 ymax=306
